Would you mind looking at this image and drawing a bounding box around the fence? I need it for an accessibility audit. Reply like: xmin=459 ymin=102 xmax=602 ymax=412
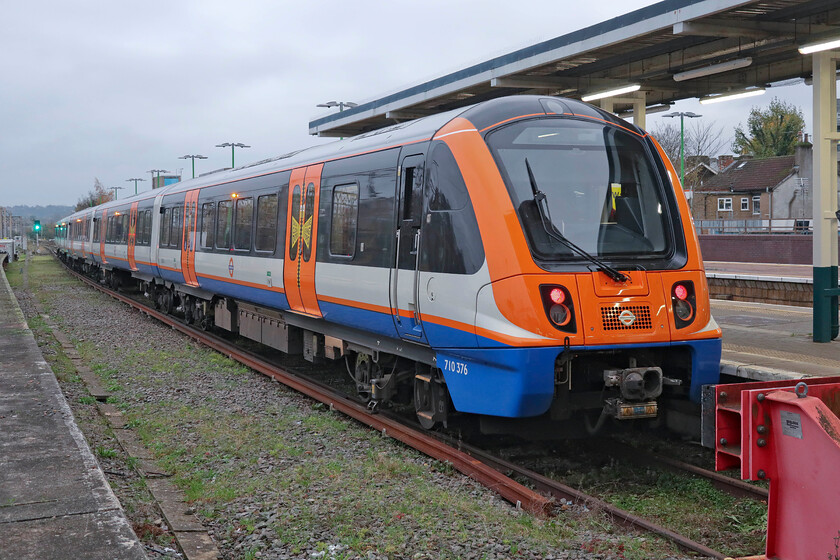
xmin=695 ymin=219 xmax=815 ymax=234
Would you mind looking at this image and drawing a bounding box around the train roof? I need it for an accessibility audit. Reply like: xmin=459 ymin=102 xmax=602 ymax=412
xmin=57 ymin=95 xmax=641 ymax=225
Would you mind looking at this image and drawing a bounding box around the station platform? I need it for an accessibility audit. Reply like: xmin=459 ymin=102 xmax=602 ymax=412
xmin=0 ymin=267 xmax=146 ymax=559
xmin=705 ymin=261 xmax=840 ymax=382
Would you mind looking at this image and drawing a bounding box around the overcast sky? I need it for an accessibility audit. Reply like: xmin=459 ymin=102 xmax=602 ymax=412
xmin=0 ymin=0 xmax=816 ymax=207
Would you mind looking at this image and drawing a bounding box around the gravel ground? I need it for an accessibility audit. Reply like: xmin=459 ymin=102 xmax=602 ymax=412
xmin=14 ymin=254 xmax=692 ymax=560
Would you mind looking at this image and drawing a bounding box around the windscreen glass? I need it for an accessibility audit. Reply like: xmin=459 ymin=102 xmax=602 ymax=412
xmin=486 ymin=118 xmax=673 ymax=261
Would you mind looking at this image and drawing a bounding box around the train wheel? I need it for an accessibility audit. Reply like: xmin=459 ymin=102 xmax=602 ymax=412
xmin=354 ymin=353 xmax=379 ymax=402
xmin=183 ymin=296 xmax=195 ymax=324
xmin=414 ymin=368 xmax=448 ymax=430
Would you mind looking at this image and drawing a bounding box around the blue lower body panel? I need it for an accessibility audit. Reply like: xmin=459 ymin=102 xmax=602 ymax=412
xmin=436 ymin=347 xmax=559 ymax=418
xmin=436 ymin=338 xmax=722 ymax=419
xmin=681 ymin=337 xmax=723 ymax=402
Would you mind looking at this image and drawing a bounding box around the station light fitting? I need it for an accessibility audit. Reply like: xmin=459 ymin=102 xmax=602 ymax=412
xmin=618 ymin=103 xmax=673 ymax=118
xmin=798 ymin=36 xmax=840 ymax=55
xmin=673 ymin=57 xmax=752 ymax=81
xmin=581 ymin=84 xmax=641 ymax=102
xmin=699 ymin=87 xmax=765 ymax=105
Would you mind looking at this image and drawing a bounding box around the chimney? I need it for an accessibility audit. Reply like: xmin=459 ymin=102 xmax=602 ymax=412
xmin=717 ymin=155 xmax=735 ymax=170
xmin=794 ymin=136 xmax=813 ymax=173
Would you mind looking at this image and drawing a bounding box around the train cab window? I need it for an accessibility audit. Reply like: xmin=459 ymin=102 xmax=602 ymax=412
xmin=329 ymin=184 xmax=358 ymax=257
xmin=255 ymin=194 xmax=277 ymax=253
xmin=234 ymin=197 xmax=253 ymax=250
xmin=217 ymin=200 xmax=233 ymax=249
xmin=170 ymin=206 xmax=182 ymax=248
xmin=200 ymin=202 xmax=215 ymax=249
xmin=160 ymin=208 xmax=170 ymax=247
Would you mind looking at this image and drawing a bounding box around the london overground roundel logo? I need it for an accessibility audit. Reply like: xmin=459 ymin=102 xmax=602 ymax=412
xmin=618 ymin=309 xmax=636 ymax=326
xmin=228 ymin=257 xmax=234 ymax=277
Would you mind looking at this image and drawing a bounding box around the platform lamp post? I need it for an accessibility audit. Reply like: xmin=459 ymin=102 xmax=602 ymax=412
xmin=317 ymin=101 xmax=358 ymax=140
xmin=125 ymin=178 xmax=144 ymax=196
xmin=662 ymin=111 xmax=701 ymax=215
xmin=215 ymin=143 xmax=249 ymax=169
xmin=111 ymin=185 xmax=125 ymax=200
xmin=178 ymin=155 xmax=207 ymax=179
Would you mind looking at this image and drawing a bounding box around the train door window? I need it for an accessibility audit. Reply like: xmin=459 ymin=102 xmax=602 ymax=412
xmin=200 ymin=202 xmax=215 ymax=249
xmin=302 ymin=184 xmax=315 ymax=262
xmin=160 ymin=208 xmax=170 ymax=247
xmin=289 ymin=186 xmax=300 ymax=261
xmin=329 ymin=184 xmax=358 ymax=257
xmin=217 ymin=200 xmax=232 ymax=249
xmin=170 ymin=205 xmax=182 ymax=248
xmin=255 ymin=194 xmax=277 ymax=253
xmin=93 ymin=218 xmax=100 ymax=243
xmin=234 ymin=197 xmax=253 ymax=250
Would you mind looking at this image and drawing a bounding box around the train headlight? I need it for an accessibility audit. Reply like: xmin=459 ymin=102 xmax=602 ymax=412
xmin=671 ymin=281 xmax=697 ymax=329
xmin=549 ymin=304 xmax=571 ymax=327
xmin=540 ymin=285 xmax=576 ymax=333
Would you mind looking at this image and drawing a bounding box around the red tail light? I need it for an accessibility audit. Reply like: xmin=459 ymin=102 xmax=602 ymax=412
xmin=539 ymin=285 xmax=576 ymax=333
xmin=671 ymin=281 xmax=696 ymax=328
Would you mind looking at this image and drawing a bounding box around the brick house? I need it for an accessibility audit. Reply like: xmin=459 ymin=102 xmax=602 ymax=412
xmin=691 ymin=141 xmax=839 ymax=231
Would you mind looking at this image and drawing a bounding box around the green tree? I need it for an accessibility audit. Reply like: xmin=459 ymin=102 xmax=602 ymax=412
xmin=75 ymin=178 xmax=114 ymax=211
xmin=732 ymin=98 xmax=806 ymax=157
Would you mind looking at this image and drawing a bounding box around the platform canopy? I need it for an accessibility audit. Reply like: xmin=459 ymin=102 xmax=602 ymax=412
xmin=309 ymin=0 xmax=840 ymax=137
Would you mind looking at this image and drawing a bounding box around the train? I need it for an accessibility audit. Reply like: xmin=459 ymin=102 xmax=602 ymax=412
xmin=56 ymin=95 xmax=722 ymax=435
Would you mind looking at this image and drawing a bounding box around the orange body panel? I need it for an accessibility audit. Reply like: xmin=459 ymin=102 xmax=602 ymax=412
xmin=128 ymin=203 xmax=138 ymax=271
xmin=180 ymin=190 xmax=200 ymax=287
xmin=99 ymin=209 xmax=108 ymax=264
xmin=299 ymin=164 xmax=323 ymax=317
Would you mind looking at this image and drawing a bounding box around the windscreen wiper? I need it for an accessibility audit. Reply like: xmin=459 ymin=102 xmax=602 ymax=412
xmin=525 ymin=158 xmax=629 ymax=283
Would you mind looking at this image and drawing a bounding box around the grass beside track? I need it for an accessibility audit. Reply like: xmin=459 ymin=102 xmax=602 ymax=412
xmin=19 ymin=253 xmax=723 ymax=559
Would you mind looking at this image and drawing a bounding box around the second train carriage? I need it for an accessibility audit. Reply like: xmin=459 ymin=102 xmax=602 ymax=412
xmin=57 ymin=95 xmax=722 ymax=432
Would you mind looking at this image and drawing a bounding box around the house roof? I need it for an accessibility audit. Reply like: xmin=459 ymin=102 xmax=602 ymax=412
xmin=695 ymin=155 xmax=795 ymax=193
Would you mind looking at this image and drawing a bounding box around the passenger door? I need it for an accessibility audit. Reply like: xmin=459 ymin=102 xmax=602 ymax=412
xmin=390 ymin=153 xmax=428 ymax=343
xmin=283 ymin=164 xmax=323 ymax=316
xmin=128 ymin=203 xmax=139 ymax=271
xmin=181 ymin=190 xmax=200 ymax=286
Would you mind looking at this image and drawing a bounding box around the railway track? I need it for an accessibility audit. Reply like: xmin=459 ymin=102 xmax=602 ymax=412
xmin=58 ymin=256 xmax=737 ymax=559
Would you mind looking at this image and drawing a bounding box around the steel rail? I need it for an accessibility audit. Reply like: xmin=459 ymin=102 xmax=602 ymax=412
xmin=580 ymin=439 xmax=769 ymax=502
xmin=58 ymin=261 xmax=553 ymax=516
xmin=434 ymin=434 xmax=727 ymax=560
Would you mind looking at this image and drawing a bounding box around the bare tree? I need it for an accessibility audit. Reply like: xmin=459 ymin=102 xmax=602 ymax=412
xmin=650 ymin=119 xmax=726 ymax=168
xmin=686 ymin=120 xmax=726 ymax=159
xmin=75 ymin=178 xmax=114 ymax=211
xmin=649 ymin=122 xmax=681 ymax=166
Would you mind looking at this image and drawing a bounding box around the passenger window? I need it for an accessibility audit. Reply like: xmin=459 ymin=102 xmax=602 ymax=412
xmin=255 ymin=194 xmax=277 ymax=253
xmin=93 ymin=218 xmax=100 ymax=243
xmin=330 ymin=184 xmax=358 ymax=257
xmin=170 ymin=206 xmax=182 ymax=248
xmin=217 ymin=201 xmax=232 ymax=249
xmin=160 ymin=208 xmax=170 ymax=247
xmin=121 ymin=214 xmax=129 ymax=244
xmin=200 ymin=202 xmax=215 ymax=249
xmin=234 ymin=197 xmax=253 ymax=250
